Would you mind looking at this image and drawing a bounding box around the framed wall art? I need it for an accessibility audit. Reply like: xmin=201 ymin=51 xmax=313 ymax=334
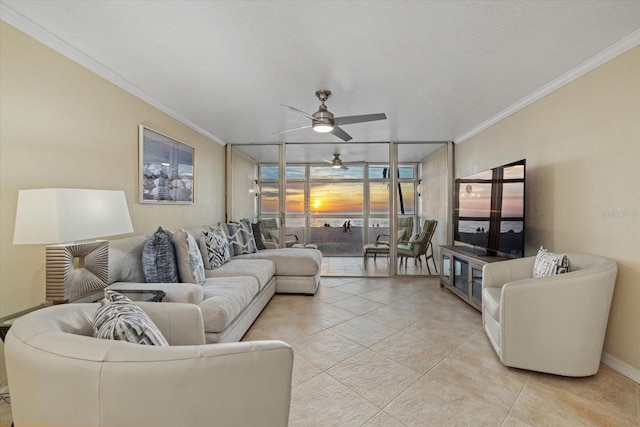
xmin=139 ymin=125 xmax=194 ymax=203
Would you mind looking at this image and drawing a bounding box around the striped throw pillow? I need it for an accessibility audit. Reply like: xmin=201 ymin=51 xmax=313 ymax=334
xmin=533 ymin=246 xmax=571 ymax=278
xmin=93 ymin=289 xmax=169 ymax=346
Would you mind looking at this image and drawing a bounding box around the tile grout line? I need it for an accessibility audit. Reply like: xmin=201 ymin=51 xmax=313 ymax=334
xmin=500 ymin=372 xmax=532 ymax=427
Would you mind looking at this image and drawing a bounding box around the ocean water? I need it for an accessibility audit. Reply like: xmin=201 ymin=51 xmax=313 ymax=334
xmin=286 ymin=218 xmax=396 ymax=228
xmin=458 ymin=220 xmax=523 ymax=234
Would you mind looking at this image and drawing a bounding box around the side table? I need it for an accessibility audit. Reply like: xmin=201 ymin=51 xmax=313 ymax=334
xmin=0 ymin=303 xmax=52 ymax=341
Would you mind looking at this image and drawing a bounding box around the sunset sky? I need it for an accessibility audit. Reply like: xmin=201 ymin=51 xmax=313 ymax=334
xmin=259 ymin=166 xmax=416 ymax=216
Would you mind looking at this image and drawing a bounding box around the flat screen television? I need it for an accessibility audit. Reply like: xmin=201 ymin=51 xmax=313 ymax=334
xmin=454 ymin=159 xmax=525 ymax=258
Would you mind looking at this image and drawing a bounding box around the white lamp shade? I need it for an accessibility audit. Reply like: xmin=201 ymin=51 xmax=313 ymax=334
xmin=13 ymin=189 xmax=133 ymax=245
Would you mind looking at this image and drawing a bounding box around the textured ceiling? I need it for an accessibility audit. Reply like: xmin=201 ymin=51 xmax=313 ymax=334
xmin=2 ymin=1 xmax=640 ymax=163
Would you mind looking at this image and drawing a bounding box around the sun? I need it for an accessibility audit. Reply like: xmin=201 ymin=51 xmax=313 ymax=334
xmin=312 ymin=199 xmax=322 ymax=209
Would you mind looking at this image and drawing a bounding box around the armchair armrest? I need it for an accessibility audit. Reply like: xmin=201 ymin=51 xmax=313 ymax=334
xmin=136 ymin=302 xmax=205 ymax=345
xmin=375 ymin=234 xmax=391 ymax=246
xmin=482 ymin=256 xmax=536 ymax=289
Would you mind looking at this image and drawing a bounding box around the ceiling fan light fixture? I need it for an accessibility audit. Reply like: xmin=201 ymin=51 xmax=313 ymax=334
xmin=313 ymin=123 xmax=334 ymax=133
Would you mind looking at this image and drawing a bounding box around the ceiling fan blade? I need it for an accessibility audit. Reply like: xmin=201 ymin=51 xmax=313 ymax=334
xmin=333 ymin=113 xmax=387 ymax=126
xmin=272 ymin=124 xmax=312 ymax=135
xmin=281 ymin=105 xmax=316 ymax=121
xmin=330 ymin=126 xmax=352 ymax=141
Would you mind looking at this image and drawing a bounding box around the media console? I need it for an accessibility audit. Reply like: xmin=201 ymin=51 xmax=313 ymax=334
xmin=439 ymin=245 xmax=512 ymax=311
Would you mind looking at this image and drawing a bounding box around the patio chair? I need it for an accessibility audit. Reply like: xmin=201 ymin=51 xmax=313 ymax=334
xmin=363 ymin=217 xmax=414 ymax=265
xmin=259 ymin=219 xmax=299 ymax=248
xmin=398 ymin=219 xmax=438 ymax=273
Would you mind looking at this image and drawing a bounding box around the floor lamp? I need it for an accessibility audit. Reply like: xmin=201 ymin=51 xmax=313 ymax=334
xmin=13 ymin=188 xmax=134 ymax=303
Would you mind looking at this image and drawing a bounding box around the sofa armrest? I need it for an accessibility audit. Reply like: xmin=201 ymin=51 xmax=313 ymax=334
xmin=136 ymin=302 xmax=205 ymax=346
xmin=108 ymin=282 xmax=204 ymax=304
xmin=482 ymin=256 xmax=536 ymax=289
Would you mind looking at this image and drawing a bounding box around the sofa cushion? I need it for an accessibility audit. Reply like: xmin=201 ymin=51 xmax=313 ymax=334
xmin=533 ymin=246 xmax=571 ymax=278
xmin=198 ymin=277 xmax=260 ymax=333
xmin=199 ymin=228 xmax=231 ymax=269
xmin=142 ymin=227 xmax=178 ymax=283
xmin=235 ymin=248 xmax=321 ymax=277
xmin=204 ymin=259 xmax=275 ymax=290
xmin=92 ymin=289 xmax=169 ymax=346
xmin=173 ymin=230 xmax=206 ymax=284
xmin=222 ymin=220 xmax=257 ymax=256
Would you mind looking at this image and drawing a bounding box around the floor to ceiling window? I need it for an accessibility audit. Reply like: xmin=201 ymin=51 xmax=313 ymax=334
xmin=228 ymin=141 xmax=452 ymax=277
xmin=257 ymin=162 xmax=418 ymax=256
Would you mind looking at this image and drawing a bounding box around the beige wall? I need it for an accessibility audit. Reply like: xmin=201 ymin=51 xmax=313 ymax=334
xmin=455 ymin=46 xmax=640 ymax=372
xmin=0 ymin=23 xmax=226 ymax=385
xmin=229 ymin=147 xmax=258 ymax=222
xmin=420 ymin=144 xmax=450 ymax=264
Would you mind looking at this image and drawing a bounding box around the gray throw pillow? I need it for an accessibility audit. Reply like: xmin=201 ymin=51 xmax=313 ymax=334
xmin=142 ymin=227 xmax=178 ymax=283
xmin=92 ymin=289 xmax=169 ymax=346
xmin=251 ymin=222 xmax=267 ymax=250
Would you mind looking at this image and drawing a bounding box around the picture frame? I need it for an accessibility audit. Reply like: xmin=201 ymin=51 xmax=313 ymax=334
xmin=139 ymin=125 xmax=194 ymax=203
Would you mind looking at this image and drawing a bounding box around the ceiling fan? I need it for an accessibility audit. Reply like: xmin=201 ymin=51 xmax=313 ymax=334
xmin=274 ymin=90 xmax=386 ymax=141
xmin=324 ymin=153 xmax=349 ymax=170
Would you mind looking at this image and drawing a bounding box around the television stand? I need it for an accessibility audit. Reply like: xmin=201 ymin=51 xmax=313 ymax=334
xmin=439 ymin=245 xmax=512 ymax=311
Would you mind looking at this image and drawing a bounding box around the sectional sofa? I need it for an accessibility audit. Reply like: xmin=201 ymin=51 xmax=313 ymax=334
xmin=106 ymin=225 xmax=322 ymax=343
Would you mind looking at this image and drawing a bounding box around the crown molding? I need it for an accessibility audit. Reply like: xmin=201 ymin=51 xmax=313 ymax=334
xmin=454 ymin=28 xmax=640 ymax=144
xmin=0 ymin=4 xmax=227 ymax=146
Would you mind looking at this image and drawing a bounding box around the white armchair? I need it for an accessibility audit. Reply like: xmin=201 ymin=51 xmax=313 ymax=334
xmin=5 ymin=302 xmax=293 ymax=427
xmin=482 ymin=253 xmax=617 ymax=377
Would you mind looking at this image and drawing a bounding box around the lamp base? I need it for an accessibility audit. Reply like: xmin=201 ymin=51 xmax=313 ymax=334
xmin=46 ymin=240 xmax=109 ymax=303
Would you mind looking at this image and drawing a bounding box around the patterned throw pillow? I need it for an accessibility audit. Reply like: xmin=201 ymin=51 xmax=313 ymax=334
xmin=199 ymin=228 xmax=231 ymax=269
xmin=142 ymin=227 xmax=178 ymax=283
xmin=222 ymin=219 xmax=258 ymax=256
xmin=92 ymin=289 xmax=169 ymax=346
xmin=533 ymin=246 xmax=571 ymax=278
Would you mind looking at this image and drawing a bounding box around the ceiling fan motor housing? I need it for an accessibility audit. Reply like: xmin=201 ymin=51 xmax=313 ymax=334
xmin=312 ymin=92 xmax=334 ymax=132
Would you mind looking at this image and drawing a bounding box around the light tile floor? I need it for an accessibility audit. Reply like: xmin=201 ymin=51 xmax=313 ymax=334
xmin=244 ymin=276 xmax=640 ymax=427
xmin=2 ymin=276 xmax=638 ymax=426
xmin=322 ymin=256 xmax=439 ymax=277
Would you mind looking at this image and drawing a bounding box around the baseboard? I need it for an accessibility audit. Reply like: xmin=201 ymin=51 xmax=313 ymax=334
xmin=602 ymin=352 xmax=640 ymax=384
